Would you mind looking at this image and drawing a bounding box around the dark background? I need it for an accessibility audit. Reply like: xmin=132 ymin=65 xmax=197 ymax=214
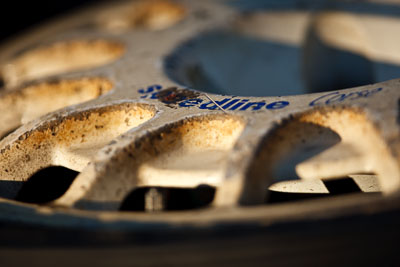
xmin=0 ymin=0 xmax=102 ymax=43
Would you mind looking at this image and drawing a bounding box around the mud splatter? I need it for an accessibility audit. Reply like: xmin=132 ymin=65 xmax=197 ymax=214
xmin=157 ymin=87 xmax=200 ymax=108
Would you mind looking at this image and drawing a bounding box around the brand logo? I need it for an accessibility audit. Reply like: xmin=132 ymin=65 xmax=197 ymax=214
xmin=137 ymin=85 xmax=383 ymax=111
xmin=309 ymin=87 xmax=382 ymax=106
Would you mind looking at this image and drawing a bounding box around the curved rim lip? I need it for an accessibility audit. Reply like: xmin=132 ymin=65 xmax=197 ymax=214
xmin=0 ymin=191 xmax=395 ymax=231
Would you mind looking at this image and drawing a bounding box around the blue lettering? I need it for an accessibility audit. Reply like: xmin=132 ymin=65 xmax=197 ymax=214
xmin=136 ymin=84 xmax=384 ymax=112
xmin=366 ymin=87 xmax=383 ymax=96
xmin=199 ymin=98 xmax=230 ymax=110
xmin=309 ymin=87 xmax=382 ymax=106
xmin=325 ymin=93 xmax=346 ymax=104
xmin=150 ymin=92 xmax=160 ymax=99
xmin=266 ymin=101 xmax=289 ymax=109
xmin=309 ymin=92 xmax=338 ymax=106
xmin=222 ymin=99 xmax=240 ymax=109
xmin=239 ymin=101 xmax=266 ymax=111
xmin=138 ymin=84 xmax=162 ymax=94
xmin=229 ymin=99 xmax=249 ymax=110
xmin=345 ymin=91 xmax=363 ymax=101
xmin=179 ymin=98 xmax=203 ymax=107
